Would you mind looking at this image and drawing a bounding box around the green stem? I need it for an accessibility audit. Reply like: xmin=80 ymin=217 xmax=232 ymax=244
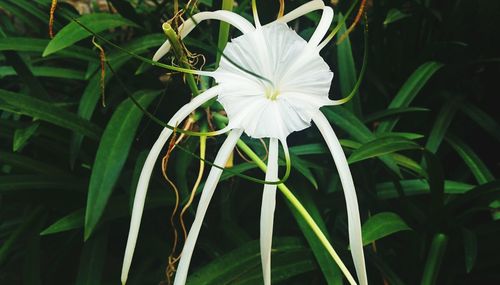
xmin=421 ymin=233 xmax=448 ymax=285
xmin=162 ymin=23 xmax=199 ymax=96
xmin=216 ymin=0 xmax=233 ymax=66
xmin=236 ymin=140 xmax=358 ymax=285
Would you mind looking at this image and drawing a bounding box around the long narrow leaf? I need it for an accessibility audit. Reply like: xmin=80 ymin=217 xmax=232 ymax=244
xmin=84 ymin=90 xmax=159 ymax=239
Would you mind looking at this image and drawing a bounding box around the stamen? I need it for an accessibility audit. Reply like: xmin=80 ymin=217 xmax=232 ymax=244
xmin=49 ymin=0 xmax=57 ymax=38
xmin=337 ymin=0 xmax=367 ymax=45
xmin=265 ymin=89 xmax=280 ymax=101
xmin=92 ymin=37 xmax=107 ymax=107
xmin=162 ymin=125 xmax=181 ymax=284
xmin=277 ymin=0 xmax=285 ymax=19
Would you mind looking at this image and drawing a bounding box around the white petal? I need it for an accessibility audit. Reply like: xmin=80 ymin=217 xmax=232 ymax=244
xmin=308 ymin=6 xmax=334 ymax=48
xmin=153 ymin=11 xmax=255 ymax=61
xmin=121 ymin=85 xmax=222 ymax=285
xmin=273 ymin=0 xmax=325 ymax=25
xmin=310 ymin=109 xmax=368 ymax=285
xmin=174 ymin=129 xmax=243 ymax=285
xmin=260 ymin=138 xmax=279 ymax=285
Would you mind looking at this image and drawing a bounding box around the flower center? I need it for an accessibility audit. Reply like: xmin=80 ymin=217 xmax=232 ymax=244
xmin=265 ymin=88 xmax=280 ymax=101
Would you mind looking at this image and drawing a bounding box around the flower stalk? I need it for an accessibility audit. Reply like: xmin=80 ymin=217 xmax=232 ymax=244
xmin=162 ymin=23 xmax=199 ymax=96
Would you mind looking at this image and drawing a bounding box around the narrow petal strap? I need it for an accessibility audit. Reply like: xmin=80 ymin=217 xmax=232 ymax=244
xmin=153 ymin=11 xmax=255 ymax=61
xmin=260 ymin=138 xmax=279 ymax=285
xmin=308 ymin=6 xmax=334 ymax=48
xmin=121 ymin=85 xmax=221 ymax=285
xmin=310 ymin=109 xmax=368 ymax=285
xmin=174 ymin=128 xmax=243 ymax=285
xmin=273 ymin=0 xmax=325 ymax=25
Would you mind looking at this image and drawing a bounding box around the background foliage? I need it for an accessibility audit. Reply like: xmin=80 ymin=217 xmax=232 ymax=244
xmin=1 ymin=0 xmax=499 ymax=284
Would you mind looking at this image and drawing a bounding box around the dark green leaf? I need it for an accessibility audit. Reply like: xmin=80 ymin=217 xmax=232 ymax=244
xmin=84 ymin=90 xmax=159 ymax=239
xmin=348 ymin=136 xmax=421 ymax=164
xmin=336 ymin=13 xmax=362 ymax=116
xmin=362 ymin=212 xmax=411 ymax=245
xmin=461 ymin=228 xmax=477 ymax=273
xmin=0 ymin=37 xmax=96 ymax=61
xmin=461 ymin=103 xmax=500 ymax=142
xmin=376 ymin=62 xmax=443 ymax=133
xmin=43 ymin=13 xmax=139 ymax=56
xmin=376 ymin=179 xmax=475 ymax=199
xmin=75 ymin=228 xmax=109 ymax=285
xmin=363 ymin=107 xmax=429 ymax=124
xmin=446 ymin=134 xmax=494 ymax=184
xmin=286 ymin=188 xmax=343 ymax=285
xmin=13 ymin=122 xmax=39 ymax=152
xmin=383 ymin=9 xmax=411 ymax=26
xmin=0 ymin=89 xmax=101 ymax=139
xmin=0 ymin=175 xmax=85 ymax=192
xmin=425 ymin=96 xmax=462 ymax=153
xmin=187 ymin=237 xmax=310 ymax=285
xmin=420 ymin=233 xmax=448 ymax=285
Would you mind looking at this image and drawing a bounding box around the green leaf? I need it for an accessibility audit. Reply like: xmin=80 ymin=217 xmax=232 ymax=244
xmin=336 ymin=13 xmax=362 ymax=116
xmin=290 ymin=143 xmax=328 ymax=156
xmin=215 ymin=0 xmax=234 ymax=65
xmin=84 ymin=90 xmax=159 ymax=239
xmin=0 ymin=207 xmax=43 ymax=265
xmin=363 ymin=107 xmax=429 ymax=123
xmin=288 ymin=153 xmax=319 ymax=189
xmin=425 ymin=96 xmax=462 ymax=153
xmin=40 ymin=210 xmax=84 ymax=235
xmin=0 ymin=151 xmax=66 ymax=175
xmin=13 ymin=122 xmax=39 ymax=152
xmin=421 ymin=233 xmax=448 ymax=285
xmin=0 ymin=175 xmax=85 ymax=193
xmin=232 ymin=249 xmax=316 ymax=285
xmin=0 ymin=66 xmax=86 ymax=80
xmin=0 ymin=37 xmax=95 ymax=61
xmin=5 ymin=0 xmax=48 ymax=24
xmin=362 ymin=212 xmax=411 ymax=245
xmin=376 ymin=179 xmax=475 ymax=199
xmin=0 ymin=89 xmax=101 ymax=140
xmin=391 ymin=153 xmax=427 ymax=177
xmin=383 ymin=9 xmax=411 ymax=26
xmin=108 ymin=0 xmax=143 ymax=25
xmin=187 ymin=237 xmax=311 ymax=285
xmin=461 ymin=102 xmax=500 ymax=142
xmin=461 ymin=228 xmax=477 ymax=273
xmin=41 ymin=192 xmax=173 ymax=235
xmin=75 ymin=228 xmax=109 ymax=285
xmin=286 ymin=189 xmax=343 ymax=285
xmin=323 ymin=106 xmax=403 ymax=176
xmin=70 ymin=33 xmax=165 ymax=165
xmin=348 ymin=136 xmax=421 ymax=164
xmin=323 ymin=106 xmax=373 ymax=142
xmin=2 ymin=50 xmax=51 ymax=99
xmin=0 ymin=0 xmax=39 ymax=31
xmin=376 ymin=62 xmax=443 ymax=133
xmin=43 ymin=13 xmax=139 ymax=56
xmin=446 ymin=134 xmax=494 ymax=184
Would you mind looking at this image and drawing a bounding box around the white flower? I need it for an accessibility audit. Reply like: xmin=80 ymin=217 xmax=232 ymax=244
xmin=121 ymin=1 xmax=367 ymax=285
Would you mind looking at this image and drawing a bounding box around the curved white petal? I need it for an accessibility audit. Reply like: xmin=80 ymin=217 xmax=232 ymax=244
xmin=273 ymin=0 xmax=325 ymax=25
xmin=310 ymin=109 xmax=368 ymax=285
xmin=308 ymin=6 xmax=334 ymax=48
xmin=174 ymin=129 xmax=243 ymax=285
xmin=153 ymin=11 xmax=255 ymax=61
xmin=260 ymin=138 xmax=279 ymax=285
xmin=121 ymin=85 xmax=222 ymax=285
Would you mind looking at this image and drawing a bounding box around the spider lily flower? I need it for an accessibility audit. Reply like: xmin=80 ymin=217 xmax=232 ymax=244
xmin=121 ymin=1 xmax=367 ymax=285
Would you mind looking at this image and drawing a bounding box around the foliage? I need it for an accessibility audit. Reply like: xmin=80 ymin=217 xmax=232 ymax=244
xmin=1 ymin=0 xmax=499 ymax=284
